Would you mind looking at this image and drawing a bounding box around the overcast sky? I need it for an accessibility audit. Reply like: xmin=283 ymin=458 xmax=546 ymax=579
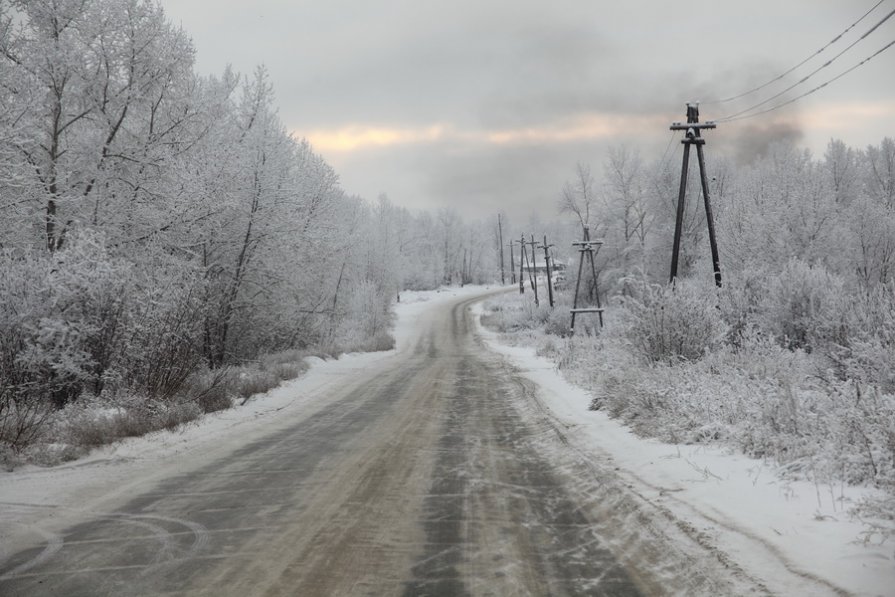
xmin=161 ymin=0 xmax=895 ymax=219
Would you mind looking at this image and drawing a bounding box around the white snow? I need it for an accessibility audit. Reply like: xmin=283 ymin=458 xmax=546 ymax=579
xmin=471 ymin=301 xmax=895 ymax=597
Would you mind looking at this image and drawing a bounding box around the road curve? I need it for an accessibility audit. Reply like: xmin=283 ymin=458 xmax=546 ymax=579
xmin=0 ymin=290 xmax=740 ymax=596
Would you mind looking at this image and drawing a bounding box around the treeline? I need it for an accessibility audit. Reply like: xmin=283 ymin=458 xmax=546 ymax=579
xmin=0 ymin=0 xmax=497 ymax=459
xmin=556 ymin=138 xmax=895 ymax=295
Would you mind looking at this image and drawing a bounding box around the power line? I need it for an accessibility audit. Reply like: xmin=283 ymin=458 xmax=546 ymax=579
xmin=658 ymin=130 xmax=678 ymax=171
xmin=718 ymin=6 xmax=895 ymax=121
xmin=708 ymin=0 xmax=887 ymax=104
xmin=717 ymin=38 xmax=895 ymax=123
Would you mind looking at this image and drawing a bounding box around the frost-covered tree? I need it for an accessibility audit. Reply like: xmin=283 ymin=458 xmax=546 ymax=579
xmin=0 ymin=0 xmax=197 ymax=251
xmin=558 ymin=162 xmax=597 ymax=234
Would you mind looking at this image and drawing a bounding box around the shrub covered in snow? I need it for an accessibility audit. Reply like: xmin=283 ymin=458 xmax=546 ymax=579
xmin=617 ymin=278 xmax=728 ymax=363
xmin=757 ymin=259 xmax=849 ymax=352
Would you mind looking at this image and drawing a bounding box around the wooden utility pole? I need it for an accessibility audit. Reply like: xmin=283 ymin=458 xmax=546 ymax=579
xmin=540 ymin=235 xmax=555 ymax=308
xmin=518 ymin=236 xmax=526 ymax=294
xmin=669 ymin=102 xmax=722 ymax=287
xmin=570 ymin=226 xmax=604 ymax=332
xmin=497 ymin=214 xmax=506 ymax=285
xmin=525 ymin=235 xmax=540 ymax=306
xmin=507 ymin=240 xmax=516 ymax=285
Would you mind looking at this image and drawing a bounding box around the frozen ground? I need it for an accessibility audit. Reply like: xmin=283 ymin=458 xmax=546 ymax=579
xmin=471 ymin=301 xmax=895 ymax=597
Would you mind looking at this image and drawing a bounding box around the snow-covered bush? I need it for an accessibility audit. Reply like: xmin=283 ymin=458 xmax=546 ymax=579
xmin=717 ymin=267 xmax=768 ymax=344
xmin=543 ymin=304 xmax=573 ymax=337
xmin=119 ymin=254 xmax=207 ymax=401
xmin=834 ymin=287 xmax=895 ymax=392
xmin=333 ymin=279 xmax=396 ymax=353
xmin=618 ymin=278 xmax=728 ymax=363
xmin=481 ymin=291 xmax=567 ymax=337
xmin=0 ymin=251 xmax=51 ymax=451
xmin=260 ymin=350 xmax=311 ymax=382
xmin=757 ymin=259 xmax=848 ymax=352
xmin=0 ymin=235 xmax=127 ymax=409
xmin=0 ymin=236 xmax=130 ymax=451
xmin=0 ymin=237 xmax=208 ymax=453
xmin=0 ymin=392 xmax=53 ymax=455
xmin=58 ymin=394 xmax=201 ymax=451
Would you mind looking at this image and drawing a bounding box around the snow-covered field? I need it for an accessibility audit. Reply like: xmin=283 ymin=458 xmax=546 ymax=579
xmin=3 ymin=285 xmax=892 ymax=596
xmin=471 ymin=300 xmax=895 ymax=597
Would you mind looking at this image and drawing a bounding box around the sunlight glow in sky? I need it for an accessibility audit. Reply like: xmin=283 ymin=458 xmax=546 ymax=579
xmin=304 ymin=112 xmax=671 ymax=154
xmin=305 ymin=125 xmax=450 ymax=153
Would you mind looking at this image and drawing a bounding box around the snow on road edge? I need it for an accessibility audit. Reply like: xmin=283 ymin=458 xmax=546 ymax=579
xmin=471 ymin=301 xmax=894 ymax=597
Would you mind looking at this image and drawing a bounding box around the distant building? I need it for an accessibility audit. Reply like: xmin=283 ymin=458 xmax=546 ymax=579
xmin=523 ymin=258 xmax=566 ymax=275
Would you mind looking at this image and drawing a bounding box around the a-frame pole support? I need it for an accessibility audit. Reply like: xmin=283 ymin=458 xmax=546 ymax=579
xmin=541 ymin=235 xmax=555 ymax=308
xmin=526 ymin=234 xmax=539 ymax=306
xmin=497 ymin=213 xmax=506 ymax=285
xmin=507 ymin=240 xmax=516 ymax=285
xmin=570 ymin=226 xmax=604 ymax=333
xmin=669 ymin=102 xmax=721 ymax=287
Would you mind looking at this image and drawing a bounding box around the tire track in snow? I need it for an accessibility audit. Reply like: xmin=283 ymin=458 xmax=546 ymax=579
xmin=0 ymin=502 xmax=208 ymax=583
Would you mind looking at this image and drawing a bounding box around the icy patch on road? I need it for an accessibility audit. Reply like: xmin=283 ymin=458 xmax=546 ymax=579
xmin=471 ymin=302 xmax=895 ymax=597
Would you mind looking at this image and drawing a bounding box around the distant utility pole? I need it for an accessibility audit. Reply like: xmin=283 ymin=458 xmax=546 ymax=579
xmin=507 ymin=240 xmax=516 ymax=285
xmin=518 ymin=236 xmax=526 ymax=294
xmin=539 ymin=235 xmax=555 ymax=308
xmin=497 ymin=214 xmax=506 ymax=285
xmin=669 ymin=102 xmax=722 ymax=287
xmin=525 ymin=235 xmax=540 ymax=306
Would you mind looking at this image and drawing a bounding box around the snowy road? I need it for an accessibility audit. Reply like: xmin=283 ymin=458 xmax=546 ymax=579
xmin=1 ymin=289 xmax=752 ymax=596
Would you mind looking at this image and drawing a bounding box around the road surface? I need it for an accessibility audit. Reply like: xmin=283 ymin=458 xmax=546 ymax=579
xmin=0 ymin=290 xmax=743 ymax=596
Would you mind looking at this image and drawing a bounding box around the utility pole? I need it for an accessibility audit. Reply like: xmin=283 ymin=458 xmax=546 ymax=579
xmin=507 ymin=239 xmax=516 ymax=285
xmin=526 ymin=235 xmax=540 ymax=306
xmin=497 ymin=214 xmax=506 ymax=285
xmin=669 ymin=102 xmax=722 ymax=287
xmin=540 ymin=235 xmax=555 ymax=308
xmin=519 ymin=236 xmax=526 ymax=294
xmin=570 ymin=226 xmax=604 ymax=332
